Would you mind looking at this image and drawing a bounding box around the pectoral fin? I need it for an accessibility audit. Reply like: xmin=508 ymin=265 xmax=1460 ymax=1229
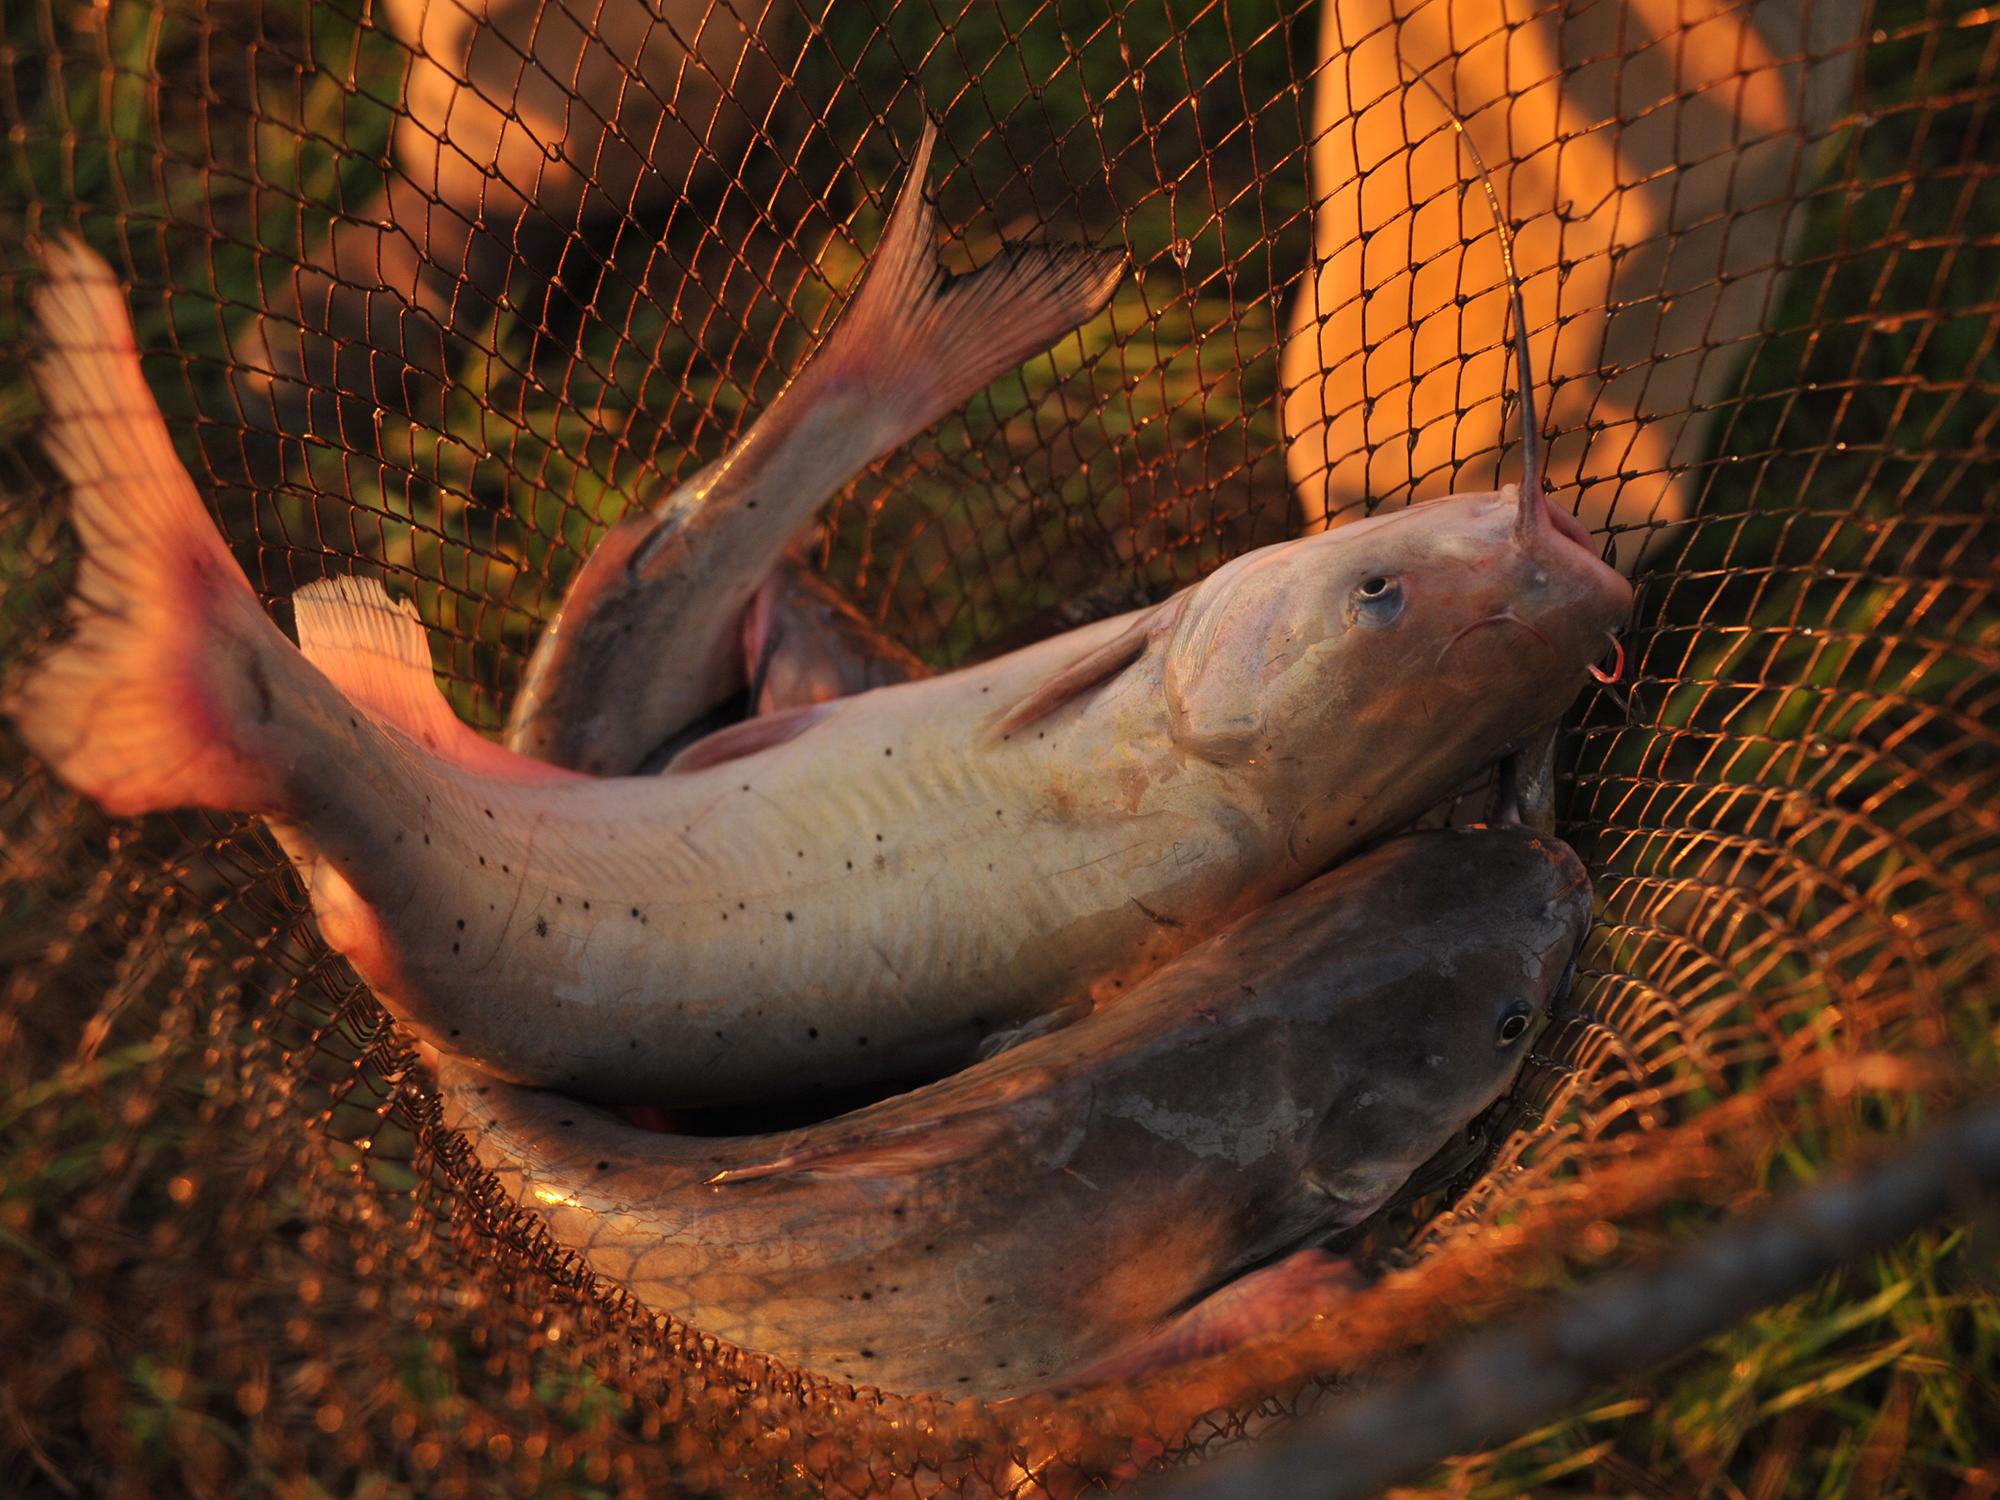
xmin=984 ymin=600 xmax=1175 ymax=742
xmin=704 ymin=1114 xmax=1005 ymax=1185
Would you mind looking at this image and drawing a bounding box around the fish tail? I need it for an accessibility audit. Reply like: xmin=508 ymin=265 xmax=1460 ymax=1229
xmin=6 ymin=236 xmax=300 ymax=817
xmin=783 ymin=118 xmax=1127 ymax=473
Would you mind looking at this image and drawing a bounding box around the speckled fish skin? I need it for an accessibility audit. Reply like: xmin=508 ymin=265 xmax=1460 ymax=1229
xmin=504 ymin=122 xmax=1127 ymax=777
xmin=10 ymin=237 xmax=1627 ymax=1109
xmin=439 ymin=826 xmax=1592 ymax=1399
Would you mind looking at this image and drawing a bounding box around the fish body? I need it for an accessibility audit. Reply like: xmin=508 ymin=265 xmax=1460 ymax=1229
xmin=440 ymin=826 xmax=1592 ymax=1398
xmin=9 ymin=239 xmax=1627 ymax=1107
xmin=504 ymin=124 xmax=1127 ymax=776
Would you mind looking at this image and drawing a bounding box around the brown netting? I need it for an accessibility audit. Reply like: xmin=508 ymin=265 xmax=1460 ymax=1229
xmin=1 ymin=0 xmax=1996 ymax=1494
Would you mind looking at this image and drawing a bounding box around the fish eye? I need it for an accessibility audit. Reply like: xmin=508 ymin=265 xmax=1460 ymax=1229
xmin=1349 ymin=575 xmax=1404 ymax=625
xmin=1495 ymin=1002 xmax=1535 ymax=1048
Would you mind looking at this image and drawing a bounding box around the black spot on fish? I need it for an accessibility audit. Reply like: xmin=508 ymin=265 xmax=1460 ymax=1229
xmin=502 ymin=864 xmax=510 ymax=874
xmin=245 ymin=653 xmax=274 ymax=722
xmin=423 ymin=834 xmax=430 ymax=845
xmin=808 ymin=1028 xmax=819 ymax=1040
xmin=559 ymin=1119 xmax=573 ymax=1128
xmin=554 ymin=895 xmax=562 ymax=904
xmin=534 ymin=917 xmax=549 ymax=938
xmin=883 ymin=748 xmax=893 ymax=757
xmin=596 ymin=1162 xmax=609 ymax=1172
xmin=856 ymin=1036 xmax=868 ymax=1047
xmin=478 ymin=855 xmax=486 ymax=865
xmin=860 ymin=1291 xmax=872 ymax=1301
xmin=875 ymin=834 xmax=884 ymax=842
xmin=582 ymin=901 xmax=590 ymax=910
xmin=785 ymin=912 xmax=795 ymax=922
xmin=451 ymin=942 xmax=460 ymax=953
xmin=393 ymin=831 xmax=404 ymax=845
xmin=859 ymin=1350 xmax=875 ymax=1360
xmin=456 ymin=919 xmax=465 ymax=929
xmin=484 ymin=808 xmax=494 ymax=819
xmin=451 ymin=1029 xmax=461 ymax=1037
xmin=630 ymin=907 xmax=640 ymax=918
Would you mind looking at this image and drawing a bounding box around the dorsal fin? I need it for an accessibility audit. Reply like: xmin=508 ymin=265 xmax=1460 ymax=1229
xmin=983 ymin=600 xmax=1176 ymax=743
xmin=294 ymin=577 xmax=580 ymax=784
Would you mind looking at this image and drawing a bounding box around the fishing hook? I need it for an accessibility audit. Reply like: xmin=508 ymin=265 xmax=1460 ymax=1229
xmin=1587 ymin=631 xmax=1625 ymax=686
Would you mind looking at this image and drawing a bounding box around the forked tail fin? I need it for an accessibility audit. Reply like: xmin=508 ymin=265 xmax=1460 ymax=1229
xmin=675 ymin=118 xmax=1129 ymax=515
xmin=4 ymin=236 xmax=296 ymax=817
xmin=784 ymin=117 xmax=1129 ymax=463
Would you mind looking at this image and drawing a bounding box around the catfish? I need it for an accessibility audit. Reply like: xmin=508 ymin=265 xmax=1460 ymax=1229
xmin=439 ymin=826 xmax=1591 ymax=1398
xmin=8 ymin=236 xmax=1626 ymax=1106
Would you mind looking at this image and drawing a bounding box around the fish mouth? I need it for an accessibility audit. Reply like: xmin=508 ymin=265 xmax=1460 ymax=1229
xmin=1542 ymin=501 xmax=1597 ymax=557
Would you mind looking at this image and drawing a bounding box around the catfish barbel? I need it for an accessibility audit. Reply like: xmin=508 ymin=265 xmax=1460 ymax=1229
xmin=7 ymin=237 xmax=1626 ymax=1106
xmin=440 ymin=826 xmax=1591 ymax=1398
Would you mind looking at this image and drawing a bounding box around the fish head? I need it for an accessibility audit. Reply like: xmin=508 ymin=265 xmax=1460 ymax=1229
xmin=1160 ymin=485 xmax=1632 ymax=819
xmin=1298 ymin=827 xmax=1593 ymax=1220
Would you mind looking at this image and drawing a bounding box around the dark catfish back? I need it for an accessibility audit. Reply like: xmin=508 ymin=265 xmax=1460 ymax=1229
xmin=444 ymin=825 xmax=1592 ymax=1397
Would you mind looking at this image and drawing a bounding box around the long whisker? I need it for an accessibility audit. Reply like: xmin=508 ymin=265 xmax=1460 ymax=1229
xmin=1434 ymin=609 xmax=1556 ymax=671
xmin=1396 ymin=55 xmax=1543 ymax=535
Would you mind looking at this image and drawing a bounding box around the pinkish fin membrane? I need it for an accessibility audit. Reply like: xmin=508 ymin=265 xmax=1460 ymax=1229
xmin=985 ymin=601 xmax=1172 ymax=742
xmin=784 ymin=118 xmax=1129 ymax=469
xmin=663 ymin=699 xmax=833 ymax=774
xmin=4 ymin=236 xmax=294 ymax=817
xmin=1055 ymin=1248 xmax=1363 ymax=1393
xmin=293 ymin=576 xmax=579 ymax=784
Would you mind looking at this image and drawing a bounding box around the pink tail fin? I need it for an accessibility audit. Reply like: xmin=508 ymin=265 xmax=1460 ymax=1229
xmin=5 ymin=237 xmax=291 ymax=817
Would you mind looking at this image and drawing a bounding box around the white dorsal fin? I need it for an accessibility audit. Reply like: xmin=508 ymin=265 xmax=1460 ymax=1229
xmin=294 ymin=577 xmax=580 ymax=784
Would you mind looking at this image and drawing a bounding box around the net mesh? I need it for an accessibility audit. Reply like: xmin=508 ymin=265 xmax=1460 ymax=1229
xmin=1 ymin=0 xmax=1996 ymax=1493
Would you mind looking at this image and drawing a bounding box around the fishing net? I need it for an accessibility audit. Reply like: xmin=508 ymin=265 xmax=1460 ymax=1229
xmin=1 ymin=0 xmax=1995 ymax=1493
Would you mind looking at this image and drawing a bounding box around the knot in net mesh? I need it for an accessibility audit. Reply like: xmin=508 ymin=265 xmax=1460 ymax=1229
xmin=0 ymin=0 xmax=1995 ymax=1494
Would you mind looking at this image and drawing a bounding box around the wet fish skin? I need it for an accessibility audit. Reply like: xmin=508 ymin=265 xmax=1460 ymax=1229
xmin=741 ymin=555 xmax=930 ymax=716
xmin=440 ymin=825 xmax=1592 ymax=1399
xmin=504 ymin=123 xmax=1127 ymax=776
xmin=9 ymin=238 xmax=1626 ymax=1108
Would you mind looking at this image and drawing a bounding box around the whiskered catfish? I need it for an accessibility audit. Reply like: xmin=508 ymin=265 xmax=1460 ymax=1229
xmin=441 ymin=827 xmax=1591 ymax=1398
xmin=7 ymin=238 xmax=1625 ymax=1106
xmin=504 ymin=123 xmax=1125 ymax=775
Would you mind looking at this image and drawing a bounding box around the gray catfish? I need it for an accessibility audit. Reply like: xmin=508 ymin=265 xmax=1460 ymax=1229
xmin=9 ymin=237 xmax=1627 ymax=1107
xmin=504 ymin=123 xmax=1126 ymax=776
xmin=439 ymin=826 xmax=1591 ymax=1399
